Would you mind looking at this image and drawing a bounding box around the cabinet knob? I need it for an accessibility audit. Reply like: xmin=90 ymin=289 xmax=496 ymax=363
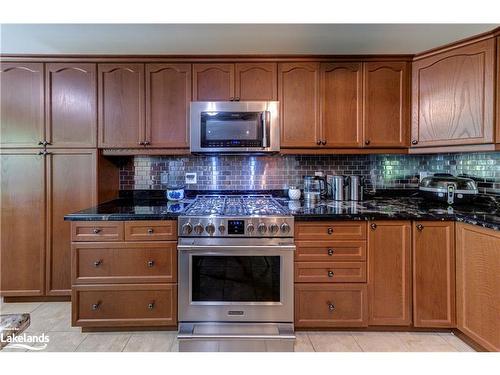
xmin=93 ymin=228 xmax=101 ymax=234
xmin=411 ymin=139 xmax=418 ymax=145
xmin=229 ymin=97 xmax=234 ymax=101
xmin=365 ymin=140 xmax=371 ymax=145
xmin=38 ymin=141 xmax=44 ymax=146
xmin=416 ymin=224 xmax=424 ymax=231
xmin=91 ymin=301 xmax=101 ymax=311
xmin=147 ymin=260 xmax=155 ymax=268
xmin=316 ymin=140 xmax=321 ymax=145
xmin=147 ymin=302 xmax=155 ymax=310
xmin=327 ymin=227 xmax=333 ymax=235
xmin=327 ymin=248 xmax=334 ymax=256
xmin=139 ymin=141 xmax=145 ymax=146
xmin=321 ymin=140 xmax=326 ymax=145
xmin=327 ymin=302 xmax=335 ymax=312
xmin=328 ymin=270 xmax=334 ymax=278
xmin=147 ymin=228 xmax=154 ymax=234
xmin=235 ymin=97 xmax=240 ymax=101
xmin=370 ymin=223 xmax=377 ymax=230
xmin=93 ymin=259 xmax=103 ymax=267
xmin=144 ymin=141 xmax=151 ymax=146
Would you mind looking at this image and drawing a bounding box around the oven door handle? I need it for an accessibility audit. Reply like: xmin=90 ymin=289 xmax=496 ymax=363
xmin=177 ymin=244 xmax=296 ymax=252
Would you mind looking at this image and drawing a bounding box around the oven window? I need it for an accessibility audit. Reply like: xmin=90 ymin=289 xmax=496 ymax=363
xmin=191 ymin=256 xmax=280 ymax=302
xmin=200 ymin=112 xmax=263 ymax=148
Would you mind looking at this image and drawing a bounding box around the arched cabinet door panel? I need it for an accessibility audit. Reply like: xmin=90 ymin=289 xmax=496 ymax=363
xmin=192 ymin=64 xmax=234 ymax=101
xmin=235 ymin=63 xmax=277 ymax=101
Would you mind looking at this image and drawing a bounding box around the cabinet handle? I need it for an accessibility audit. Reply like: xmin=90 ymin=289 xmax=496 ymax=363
xmin=147 ymin=260 xmax=155 ymax=268
xmin=139 ymin=141 xmax=145 ymax=146
xmin=416 ymin=224 xmax=424 ymax=231
xmin=321 ymin=140 xmax=326 ymax=145
xmin=365 ymin=140 xmax=371 ymax=145
xmin=327 ymin=248 xmax=334 ymax=256
xmin=93 ymin=228 xmax=101 ymax=234
xmin=370 ymin=223 xmax=377 ymax=230
xmin=91 ymin=301 xmax=101 ymax=311
xmin=328 ymin=270 xmax=334 ymax=278
xmin=144 ymin=141 xmax=151 ymax=146
xmin=235 ymin=97 xmax=240 ymax=101
xmin=147 ymin=302 xmax=155 ymax=310
xmin=229 ymin=97 xmax=234 ymax=101
xmin=94 ymin=259 xmax=103 ymax=267
xmin=411 ymin=139 xmax=418 ymax=145
xmin=327 ymin=302 xmax=335 ymax=312
xmin=38 ymin=141 xmax=44 ymax=146
xmin=147 ymin=228 xmax=154 ymax=234
xmin=327 ymin=227 xmax=333 ymax=235
xmin=316 ymin=140 xmax=321 ymax=145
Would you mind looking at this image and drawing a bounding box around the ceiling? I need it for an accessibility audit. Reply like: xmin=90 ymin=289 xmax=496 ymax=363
xmin=0 ymin=24 xmax=498 ymax=55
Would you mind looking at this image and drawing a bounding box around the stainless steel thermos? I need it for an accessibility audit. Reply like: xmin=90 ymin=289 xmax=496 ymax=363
xmin=327 ymin=175 xmax=363 ymax=201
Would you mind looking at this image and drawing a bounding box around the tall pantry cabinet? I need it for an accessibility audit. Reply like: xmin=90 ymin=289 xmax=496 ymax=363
xmin=0 ymin=62 xmax=105 ymax=298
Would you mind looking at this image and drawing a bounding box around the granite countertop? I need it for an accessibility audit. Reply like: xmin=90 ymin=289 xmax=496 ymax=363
xmin=64 ymin=191 xmax=499 ymax=231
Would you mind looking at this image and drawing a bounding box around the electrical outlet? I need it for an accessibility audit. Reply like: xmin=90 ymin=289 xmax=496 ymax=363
xmin=185 ymin=172 xmax=197 ymax=184
xmin=160 ymin=172 xmax=169 ymax=185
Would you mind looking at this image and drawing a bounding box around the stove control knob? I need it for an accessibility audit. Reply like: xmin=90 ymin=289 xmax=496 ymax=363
xmin=194 ymin=223 xmax=204 ymax=235
xmin=257 ymin=223 xmax=267 ymax=234
xmin=246 ymin=223 xmax=255 ymax=234
xmin=269 ymin=223 xmax=279 ymax=234
xmin=181 ymin=222 xmax=193 ymax=235
xmin=205 ymin=223 xmax=215 ymax=235
xmin=280 ymin=222 xmax=291 ymax=234
xmin=218 ymin=224 xmax=226 ymax=234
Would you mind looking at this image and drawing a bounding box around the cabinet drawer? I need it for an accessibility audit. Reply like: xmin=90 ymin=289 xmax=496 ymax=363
xmin=295 ymin=222 xmax=366 ymax=240
xmin=295 ymin=241 xmax=366 ymax=261
xmin=124 ymin=221 xmax=177 ymax=241
xmin=71 ymin=222 xmax=124 ymax=242
xmin=295 ymin=262 xmax=366 ymax=283
xmin=72 ymin=284 xmax=177 ymax=327
xmin=72 ymin=242 xmax=177 ymax=284
xmin=295 ymin=283 xmax=368 ymax=327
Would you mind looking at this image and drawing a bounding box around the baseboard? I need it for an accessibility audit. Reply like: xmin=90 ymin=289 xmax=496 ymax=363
xmin=3 ymin=296 xmax=71 ymax=303
xmin=81 ymin=326 xmax=177 ymax=333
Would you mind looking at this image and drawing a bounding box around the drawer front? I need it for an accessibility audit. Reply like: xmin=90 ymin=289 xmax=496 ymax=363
xmin=71 ymin=222 xmax=124 ymax=242
xmin=295 ymin=283 xmax=368 ymax=327
xmin=295 ymin=262 xmax=366 ymax=283
xmin=295 ymin=222 xmax=366 ymax=240
xmin=73 ymin=242 xmax=177 ymax=284
xmin=124 ymin=221 xmax=177 ymax=241
xmin=295 ymin=241 xmax=366 ymax=261
xmin=72 ymin=284 xmax=177 ymax=327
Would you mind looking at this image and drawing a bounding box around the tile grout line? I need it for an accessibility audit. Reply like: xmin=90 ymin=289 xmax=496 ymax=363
xmin=121 ymin=334 xmax=133 ymax=352
xmin=304 ymin=333 xmax=315 ymax=352
xmin=349 ymin=333 xmax=365 ymax=352
xmin=73 ymin=332 xmax=90 ymax=352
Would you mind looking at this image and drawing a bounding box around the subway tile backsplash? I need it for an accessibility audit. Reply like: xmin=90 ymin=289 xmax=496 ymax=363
xmin=119 ymin=152 xmax=500 ymax=195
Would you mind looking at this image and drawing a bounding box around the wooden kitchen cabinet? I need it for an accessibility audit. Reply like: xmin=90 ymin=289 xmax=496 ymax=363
xmin=45 ymin=63 xmax=97 ymax=148
xmin=192 ymin=63 xmax=234 ymax=101
xmin=320 ymin=62 xmax=363 ymax=147
xmin=278 ymin=62 xmax=321 ymax=148
xmin=98 ymin=63 xmax=144 ymax=148
xmin=235 ymin=63 xmax=277 ymax=101
xmin=363 ymin=62 xmax=409 ymax=148
xmin=496 ymin=37 xmax=500 ymax=144
xmin=368 ymin=221 xmax=412 ymax=326
xmin=145 ymin=64 xmax=191 ymax=148
xmin=456 ymin=223 xmax=500 ymax=351
xmin=413 ymin=221 xmax=455 ymax=328
xmin=0 ymin=62 xmax=45 ymax=148
xmin=0 ymin=150 xmax=46 ymax=296
xmin=411 ymin=38 xmax=495 ymax=147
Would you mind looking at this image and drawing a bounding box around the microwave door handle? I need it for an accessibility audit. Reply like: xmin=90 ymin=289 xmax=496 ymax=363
xmin=261 ymin=111 xmax=268 ymax=148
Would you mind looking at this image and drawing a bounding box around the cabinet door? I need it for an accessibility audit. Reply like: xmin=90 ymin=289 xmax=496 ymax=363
xmin=413 ymin=221 xmax=455 ymax=328
xmin=0 ymin=63 xmax=45 ymax=147
xmin=46 ymin=149 xmax=97 ymax=296
xmin=98 ymin=64 xmax=144 ymax=148
xmin=235 ymin=63 xmax=277 ymax=100
xmin=0 ymin=150 xmax=46 ymax=296
xmin=495 ymin=37 xmax=500 ymax=144
xmin=192 ymin=63 xmax=234 ymax=101
xmin=368 ymin=221 xmax=412 ymax=326
xmin=456 ymin=224 xmax=500 ymax=352
xmin=46 ymin=63 xmax=97 ymax=147
xmin=146 ymin=64 xmax=191 ymax=148
xmin=278 ymin=63 xmax=321 ymax=148
xmin=412 ymin=39 xmax=495 ymax=147
xmin=363 ymin=62 xmax=409 ymax=148
xmin=321 ymin=62 xmax=363 ymax=148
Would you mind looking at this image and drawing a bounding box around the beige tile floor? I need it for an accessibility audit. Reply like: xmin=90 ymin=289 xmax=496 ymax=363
xmin=0 ymin=301 xmax=474 ymax=352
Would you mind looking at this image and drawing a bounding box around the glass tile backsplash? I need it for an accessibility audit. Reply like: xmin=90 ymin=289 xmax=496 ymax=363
xmin=119 ymin=152 xmax=500 ymax=195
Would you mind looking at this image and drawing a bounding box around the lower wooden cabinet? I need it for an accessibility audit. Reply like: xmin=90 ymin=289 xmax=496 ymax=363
xmin=456 ymin=223 xmax=500 ymax=351
xmin=368 ymin=221 xmax=412 ymax=326
xmin=295 ymin=262 xmax=366 ymax=283
xmin=413 ymin=221 xmax=455 ymax=328
xmin=295 ymin=284 xmax=368 ymax=327
xmin=72 ymin=284 xmax=177 ymax=328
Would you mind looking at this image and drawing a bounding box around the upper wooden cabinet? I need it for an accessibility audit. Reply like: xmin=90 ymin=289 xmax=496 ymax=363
xmin=278 ymin=62 xmax=321 ymax=148
xmin=235 ymin=63 xmax=277 ymax=101
xmin=496 ymin=37 xmax=500 ymax=144
xmin=98 ymin=64 xmax=144 ymax=148
xmin=192 ymin=63 xmax=234 ymax=101
xmin=413 ymin=221 xmax=455 ymax=328
xmin=368 ymin=221 xmax=412 ymax=326
xmin=46 ymin=63 xmax=97 ymax=148
xmin=363 ymin=62 xmax=409 ymax=148
xmin=320 ymin=62 xmax=363 ymax=148
xmin=411 ymin=39 xmax=495 ymax=147
xmin=146 ymin=64 xmax=191 ymax=148
xmin=0 ymin=63 xmax=45 ymax=147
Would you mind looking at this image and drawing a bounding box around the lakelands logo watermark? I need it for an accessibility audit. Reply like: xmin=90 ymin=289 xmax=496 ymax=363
xmin=1 ymin=331 xmax=50 ymax=351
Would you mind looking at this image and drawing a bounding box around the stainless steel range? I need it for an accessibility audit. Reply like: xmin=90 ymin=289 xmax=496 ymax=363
xmin=177 ymin=195 xmax=295 ymax=352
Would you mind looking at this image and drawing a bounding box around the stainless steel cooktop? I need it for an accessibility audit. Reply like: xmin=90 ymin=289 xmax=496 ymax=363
xmin=183 ymin=195 xmax=288 ymax=216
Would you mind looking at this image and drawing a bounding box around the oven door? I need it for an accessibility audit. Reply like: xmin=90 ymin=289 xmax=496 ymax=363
xmin=178 ymin=240 xmax=294 ymax=323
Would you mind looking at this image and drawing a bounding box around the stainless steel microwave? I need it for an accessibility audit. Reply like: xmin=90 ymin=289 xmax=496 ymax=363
xmin=190 ymin=101 xmax=279 ymax=153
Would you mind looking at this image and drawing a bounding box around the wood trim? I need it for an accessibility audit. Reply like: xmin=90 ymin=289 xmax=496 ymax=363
xmin=124 ymin=221 xmax=177 ymax=241
xmin=280 ymin=148 xmax=408 ymax=155
xmin=71 ymin=221 xmax=124 ymax=242
xmin=408 ymin=143 xmax=499 ymax=154
xmin=100 ymin=148 xmax=190 ymax=156
xmin=295 ymin=262 xmax=366 ymax=283
xmin=3 ymin=296 xmax=71 ymax=303
xmin=497 ymin=37 xmax=500 ymax=144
